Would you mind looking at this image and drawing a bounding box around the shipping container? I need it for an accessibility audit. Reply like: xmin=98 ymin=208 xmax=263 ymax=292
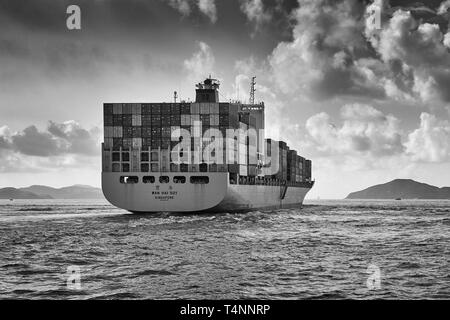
xmin=151 ymin=104 xmax=161 ymax=115
xmin=113 ymin=138 xmax=122 ymax=150
xmin=123 ymin=126 xmax=132 ymax=138
xmin=113 ymin=115 xmax=122 ymax=126
xmin=142 ymin=143 xmax=151 ymax=151
xmin=161 ymin=138 xmax=171 ymax=149
xmin=151 ymin=140 xmax=161 ymax=149
xmin=200 ymin=103 xmax=210 ymax=114
xmin=142 ymin=104 xmax=152 ymax=115
xmin=132 ymin=114 xmax=142 ymax=126
xmin=170 ymin=114 xmax=181 ymax=126
xmin=161 ymin=114 xmax=171 ymax=126
xmin=113 ymin=103 xmax=122 ymax=114
xmin=104 ymin=126 xmax=114 ymax=138
xmin=104 ymin=138 xmax=113 ymax=149
xmin=102 ymin=151 xmax=111 ymax=172
xmin=200 ymin=114 xmax=209 ymax=124
xmin=210 ymin=114 xmax=219 ymax=126
xmin=239 ymin=112 xmax=250 ymax=125
xmin=161 ymin=127 xmax=171 ymax=138
xmin=142 ymin=127 xmax=152 ymax=138
xmin=151 ymin=127 xmax=161 ymax=137
xmin=113 ymin=126 xmax=123 ymax=138
xmin=210 ymin=103 xmax=219 ymax=114
xmin=239 ymin=164 xmax=248 ymax=176
xmin=228 ymin=164 xmax=239 ymax=173
xmin=123 ymin=103 xmax=132 ymax=114
xmin=142 ymin=115 xmax=152 ymax=126
xmin=132 ymin=127 xmax=141 ymax=138
xmin=181 ymin=114 xmax=190 ymax=126
xmin=161 ymin=103 xmax=171 ymax=114
xmin=248 ymin=165 xmax=257 ymax=176
xmin=131 ymin=150 xmax=140 ymax=171
xmin=132 ymin=103 xmax=141 ymax=115
xmin=190 ymin=103 xmax=200 ymax=114
xmin=190 ymin=114 xmax=200 ymax=125
xmin=122 ymin=114 xmax=132 ymax=127
xmin=181 ymin=103 xmax=191 ymax=114
xmin=151 ymin=115 xmax=161 ymax=126
xmin=104 ymin=115 xmax=113 ymax=126
xmin=171 ymin=103 xmax=181 ymax=114
xmin=104 ymin=104 xmax=113 ymax=116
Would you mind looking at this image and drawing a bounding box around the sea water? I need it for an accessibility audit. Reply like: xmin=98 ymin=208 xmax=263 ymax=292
xmin=0 ymin=199 xmax=448 ymax=299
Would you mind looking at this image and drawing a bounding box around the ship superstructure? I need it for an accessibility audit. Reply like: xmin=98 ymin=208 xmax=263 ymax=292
xmin=102 ymin=78 xmax=313 ymax=212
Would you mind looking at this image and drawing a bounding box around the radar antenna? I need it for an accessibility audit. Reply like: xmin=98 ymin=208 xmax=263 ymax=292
xmin=249 ymin=76 xmax=256 ymax=104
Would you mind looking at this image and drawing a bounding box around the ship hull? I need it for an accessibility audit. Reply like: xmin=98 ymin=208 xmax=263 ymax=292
xmin=102 ymin=172 xmax=312 ymax=213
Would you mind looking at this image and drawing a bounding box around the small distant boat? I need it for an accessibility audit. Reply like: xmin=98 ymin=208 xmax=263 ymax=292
xmin=395 ymin=197 xmax=402 ymax=200
xmin=9 ymin=198 xmax=13 ymax=201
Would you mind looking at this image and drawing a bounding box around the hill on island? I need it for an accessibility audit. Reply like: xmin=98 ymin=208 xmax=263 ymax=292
xmin=0 ymin=188 xmax=52 ymax=199
xmin=0 ymin=185 xmax=103 ymax=199
xmin=346 ymin=179 xmax=450 ymax=199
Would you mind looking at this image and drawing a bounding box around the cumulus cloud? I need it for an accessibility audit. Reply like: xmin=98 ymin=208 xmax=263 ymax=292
xmin=168 ymin=0 xmax=192 ymax=16
xmin=269 ymin=0 xmax=385 ymax=99
xmin=438 ymin=0 xmax=450 ymax=15
xmin=266 ymin=0 xmax=450 ymax=104
xmin=405 ymin=113 xmax=450 ymax=162
xmin=198 ymin=0 xmax=217 ymax=23
xmin=305 ymin=104 xmax=404 ymax=157
xmin=240 ymin=0 xmax=271 ymax=32
xmin=0 ymin=121 xmax=100 ymax=158
xmin=167 ymin=0 xmax=217 ymax=23
xmin=367 ymin=9 xmax=450 ymax=101
xmin=444 ymin=32 xmax=450 ymax=48
xmin=183 ymin=41 xmax=215 ymax=82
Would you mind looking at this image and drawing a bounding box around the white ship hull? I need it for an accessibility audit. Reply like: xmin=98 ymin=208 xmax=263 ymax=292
xmin=102 ymin=172 xmax=312 ymax=213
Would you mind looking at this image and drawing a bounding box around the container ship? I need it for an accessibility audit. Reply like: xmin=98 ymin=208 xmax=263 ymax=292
xmin=102 ymin=77 xmax=314 ymax=213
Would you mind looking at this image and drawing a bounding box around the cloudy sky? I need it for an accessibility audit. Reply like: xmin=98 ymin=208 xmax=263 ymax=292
xmin=1 ymin=0 xmax=450 ymax=198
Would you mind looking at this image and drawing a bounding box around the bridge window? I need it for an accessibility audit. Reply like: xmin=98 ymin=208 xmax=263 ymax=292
xmin=159 ymin=176 xmax=170 ymax=183
xmin=143 ymin=176 xmax=155 ymax=184
xmin=120 ymin=176 xmax=138 ymax=184
xmin=122 ymin=163 xmax=130 ymax=172
xmin=151 ymin=151 xmax=159 ymax=161
xmin=174 ymin=176 xmax=186 ymax=184
xmin=122 ymin=152 xmax=130 ymax=162
xmin=141 ymin=163 xmax=149 ymax=172
xmin=190 ymin=176 xmax=209 ymax=184
xmin=199 ymin=163 xmax=208 ymax=172
xmin=112 ymin=152 xmax=120 ymax=162
xmin=112 ymin=163 xmax=121 ymax=172
xmin=141 ymin=152 xmax=149 ymax=162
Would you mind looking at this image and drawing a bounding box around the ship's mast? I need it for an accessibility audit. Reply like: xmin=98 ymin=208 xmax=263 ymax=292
xmin=249 ymin=76 xmax=256 ymax=105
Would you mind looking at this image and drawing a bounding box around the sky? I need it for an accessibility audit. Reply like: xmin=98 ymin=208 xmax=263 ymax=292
xmin=0 ymin=0 xmax=450 ymax=199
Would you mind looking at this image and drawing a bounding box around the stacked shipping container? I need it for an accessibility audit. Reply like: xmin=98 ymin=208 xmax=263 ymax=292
xmin=103 ymin=102 xmax=312 ymax=184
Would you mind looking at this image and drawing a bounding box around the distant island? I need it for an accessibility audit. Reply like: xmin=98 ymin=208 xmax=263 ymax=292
xmin=346 ymin=179 xmax=450 ymax=199
xmin=0 ymin=185 xmax=104 ymax=199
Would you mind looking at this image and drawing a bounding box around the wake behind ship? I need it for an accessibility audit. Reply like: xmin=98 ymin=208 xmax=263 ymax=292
xmin=102 ymin=77 xmax=314 ymax=213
